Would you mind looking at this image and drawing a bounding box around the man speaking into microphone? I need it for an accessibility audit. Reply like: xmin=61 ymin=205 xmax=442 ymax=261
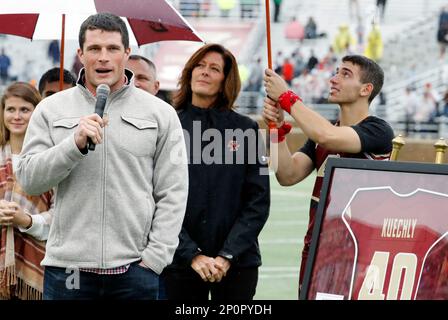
xmin=16 ymin=13 xmax=188 ymax=299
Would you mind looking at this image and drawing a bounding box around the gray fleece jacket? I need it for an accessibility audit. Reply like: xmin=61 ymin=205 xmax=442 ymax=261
xmin=16 ymin=72 xmax=188 ymax=274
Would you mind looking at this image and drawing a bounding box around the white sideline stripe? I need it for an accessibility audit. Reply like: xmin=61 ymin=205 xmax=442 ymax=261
xmin=270 ymin=190 xmax=309 ymax=197
xmin=273 ymin=206 xmax=309 ymax=211
xmin=260 ymin=267 xmax=298 ymax=272
xmin=260 ymin=239 xmax=303 ymax=244
xmin=267 ymin=220 xmax=308 ymax=226
xmin=271 ymin=207 xmax=310 ymax=213
xmin=259 ymin=274 xmax=298 ymax=279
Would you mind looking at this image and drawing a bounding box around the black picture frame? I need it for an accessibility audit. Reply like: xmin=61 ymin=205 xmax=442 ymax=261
xmin=300 ymin=157 xmax=448 ymax=300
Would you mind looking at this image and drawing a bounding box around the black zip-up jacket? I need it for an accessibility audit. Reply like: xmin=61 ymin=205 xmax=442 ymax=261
xmin=167 ymin=103 xmax=270 ymax=269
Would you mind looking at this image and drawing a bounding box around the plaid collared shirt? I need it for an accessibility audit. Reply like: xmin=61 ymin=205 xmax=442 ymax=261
xmin=79 ymin=264 xmax=131 ymax=275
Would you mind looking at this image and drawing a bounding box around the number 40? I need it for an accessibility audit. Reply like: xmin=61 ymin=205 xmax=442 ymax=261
xmin=358 ymin=251 xmax=417 ymax=300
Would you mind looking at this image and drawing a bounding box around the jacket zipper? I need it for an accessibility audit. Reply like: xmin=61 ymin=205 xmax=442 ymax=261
xmin=100 ymin=102 xmax=109 ymax=268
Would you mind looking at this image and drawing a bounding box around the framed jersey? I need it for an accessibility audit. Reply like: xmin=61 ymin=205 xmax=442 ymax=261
xmin=300 ymin=158 xmax=448 ymax=300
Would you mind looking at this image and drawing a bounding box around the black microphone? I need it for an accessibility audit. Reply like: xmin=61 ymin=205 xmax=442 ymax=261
xmin=87 ymin=84 xmax=110 ymax=151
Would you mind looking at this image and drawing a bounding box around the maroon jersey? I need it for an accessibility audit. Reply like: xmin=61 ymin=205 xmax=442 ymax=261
xmin=342 ymin=187 xmax=448 ymax=300
xmin=298 ymin=116 xmax=393 ymax=285
xmin=307 ymin=187 xmax=448 ymax=300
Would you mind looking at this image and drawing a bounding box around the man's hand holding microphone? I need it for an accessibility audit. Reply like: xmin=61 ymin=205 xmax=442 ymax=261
xmin=75 ymin=84 xmax=110 ymax=152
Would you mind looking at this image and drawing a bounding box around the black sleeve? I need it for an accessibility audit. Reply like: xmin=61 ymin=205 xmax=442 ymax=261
xmin=173 ymin=227 xmax=201 ymax=266
xmin=351 ymin=116 xmax=394 ymax=154
xmin=299 ymin=138 xmax=316 ymax=164
xmin=218 ymin=121 xmax=270 ymax=260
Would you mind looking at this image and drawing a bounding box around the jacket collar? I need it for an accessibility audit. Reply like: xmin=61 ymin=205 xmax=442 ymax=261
xmin=76 ymin=68 xmax=135 ymax=102
xmin=179 ymin=102 xmax=233 ymax=131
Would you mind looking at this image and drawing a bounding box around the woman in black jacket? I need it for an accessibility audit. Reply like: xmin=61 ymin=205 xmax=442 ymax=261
xmin=161 ymin=43 xmax=270 ymax=300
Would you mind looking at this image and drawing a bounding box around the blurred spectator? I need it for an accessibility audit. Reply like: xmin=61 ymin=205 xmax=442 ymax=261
xmin=179 ymin=0 xmax=200 ymax=17
xmin=47 ymin=40 xmax=60 ymax=66
xmin=376 ymin=0 xmax=387 ymax=21
xmin=71 ymin=54 xmax=83 ymax=78
xmin=238 ymin=63 xmax=249 ymax=87
xmin=240 ymin=0 xmax=258 ymax=19
xmin=424 ymin=82 xmax=441 ymax=105
xmin=304 ymin=17 xmax=317 ymax=39
xmin=0 ymin=49 xmax=11 ymax=85
xmin=245 ymin=57 xmax=263 ymax=92
xmin=291 ymin=49 xmax=306 ymax=77
xmin=415 ymin=83 xmax=440 ymax=123
xmin=364 ymin=22 xmax=383 ymax=62
xmin=284 ymin=17 xmax=304 ymax=41
xmin=333 ymin=24 xmax=356 ymax=55
xmin=38 ymin=67 xmax=76 ymax=98
xmin=274 ymin=50 xmax=284 ymax=74
xmin=273 ymin=0 xmax=282 ymax=23
xmin=441 ymin=89 xmax=448 ymax=117
xmin=356 ymin=16 xmax=365 ymax=48
xmin=437 ymin=6 xmax=448 ymax=59
xmin=281 ymin=58 xmax=294 ymax=86
xmin=308 ymin=70 xmax=327 ymax=103
xmin=378 ymin=91 xmax=387 ymax=105
xmin=320 ymin=46 xmax=337 ymax=72
xmin=200 ymin=0 xmax=211 ymax=17
xmin=126 ymin=55 xmax=160 ymax=96
xmin=303 ymin=16 xmax=327 ymax=40
xmin=306 ymin=50 xmax=319 ymax=71
xmin=349 ymin=0 xmax=360 ymax=21
xmin=403 ymin=86 xmax=418 ymax=135
xmin=292 ymin=69 xmax=308 ymax=102
xmin=217 ymin=0 xmax=236 ymax=18
xmin=244 ymin=57 xmax=263 ymax=113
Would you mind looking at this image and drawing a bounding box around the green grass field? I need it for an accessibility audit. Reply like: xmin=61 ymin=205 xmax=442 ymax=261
xmin=254 ymin=171 xmax=316 ymax=300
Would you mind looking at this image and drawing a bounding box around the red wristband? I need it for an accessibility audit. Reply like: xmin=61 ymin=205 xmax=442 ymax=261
xmin=278 ymin=90 xmax=302 ymax=114
xmin=270 ymin=121 xmax=292 ymax=143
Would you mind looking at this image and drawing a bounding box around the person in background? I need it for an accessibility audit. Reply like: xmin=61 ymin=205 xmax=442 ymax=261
xmin=304 ymin=17 xmax=317 ymax=39
xmin=47 ymin=40 xmax=60 ymax=66
xmin=284 ymin=17 xmax=304 ymax=41
xmin=0 ymin=49 xmax=11 ymax=85
xmin=403 ymin=85 xmax=418 ymax=136
xmin=0 ymin=82 xmax=54 ymax=300
xmin=161 ymin=43 xmax=270 ymax=301
xmin=364 ymin=22 xmax=383 ymax=62
xmin=262 ymin=55 xmax=394 ymax=296
xmin=282 ymin=57 xmax=294 ymax=86
xmin=217 ymin=0 xmax=236 ymax=18
xmin=38 ymin=68 xmax=76 ymax=98
xmin=273 ymin=0 xmax=283 ymax=23
xmin=71 ymin=54 xmax=84 ymax=78
xmin=437 ymin=6 xmax=448 ymax=60
xmin=126 ymin=55 xmax=160 ymax=96
xmin=333 ymin=24 xmax=356 ymax=56
xmin=376 ymin=0 xmax=387 ymax=21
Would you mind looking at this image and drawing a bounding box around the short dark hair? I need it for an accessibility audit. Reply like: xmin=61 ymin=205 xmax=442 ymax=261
xmin=79 ymin=13 xmax=129 ymax=50
xmin=129 ymin=55 xmax=157 ymax=74
xmin=342 ymin=55 xmax=384 ymax=104
xmin=38 ymin=67 xmax=76 ymax=95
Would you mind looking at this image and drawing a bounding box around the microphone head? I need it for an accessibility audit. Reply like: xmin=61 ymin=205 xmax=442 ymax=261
xmin=96 ymin=84 xmax=110 ymax=98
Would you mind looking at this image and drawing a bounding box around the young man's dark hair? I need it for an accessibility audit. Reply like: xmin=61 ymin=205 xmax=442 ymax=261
xmin=78 ymin=12 xmax=129 ymax=50
xmin=38 ymin=67 xmax=76 ymax=97
xmin=342 ymin=55 xmax=384 ymax=104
